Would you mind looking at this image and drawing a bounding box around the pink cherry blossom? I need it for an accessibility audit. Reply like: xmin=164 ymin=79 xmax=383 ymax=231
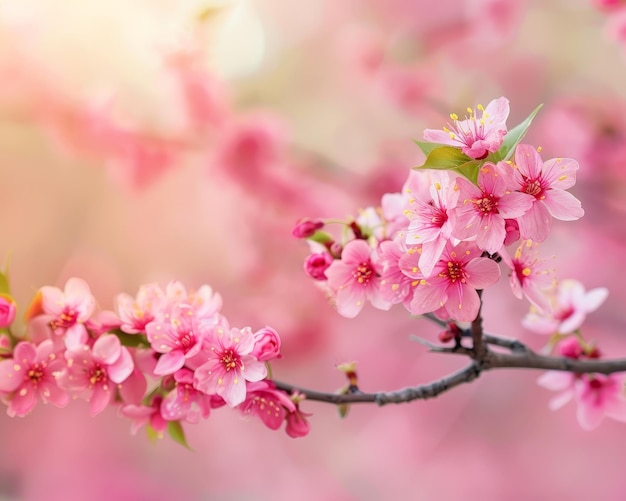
xmin=404 ymin=171 xmax=460 ymax=276
xmin=62 ymin=334 xmax=134 ymax=416
xmin=325 ymin=239 xmax=391 ymax=318
xmin=304 ymin=252 xmax=334 ymax=280
xmin=251 ymin=327 xmax=282 ymax=362
xmin=116 ymin=283 xmax=166 ymax=334
xmin=378 ymin=238 xmax=421 ymax=307
xmin=523 ymin=279 xmax=609 ymax=335
xmin=422 ymin=97 xmax=510 ymax=159
xmin=193 ymin=326 xmax=267 ymax=407
xmin=239 ymin=380 xmax=296 ymax=431
xmin=409 ymin=241 xmax=501 ymax=322
xmin=146 ymin=305 xmax=207 ymax=376
xmin=160 ymin=369 xmax=212 ymax=424
xmin=285 ymin=404 xmax=312 ymax=438
xmin=575 ymin=374 xmax=626 ymax=430
xmin=40 ymin=277 xmax=96 ymax=349
xmin=120 ymin=396 xmax=168 ymax=436
xmin=0 ymin=340 xmax=69 ymax=417
xmin=454 ymin=163 xmax=533 ymax=254
xmin=0 ymin=294 xmax=16 ymax=328
xmin=500 ymin=239 xmax=554 ymax=311
xmin=505 ymin=144 xmax=584 ymax=242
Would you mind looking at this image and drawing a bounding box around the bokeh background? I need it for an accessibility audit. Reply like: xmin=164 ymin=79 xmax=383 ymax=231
xmin=1 ymin=0 xmax=626 ymax=499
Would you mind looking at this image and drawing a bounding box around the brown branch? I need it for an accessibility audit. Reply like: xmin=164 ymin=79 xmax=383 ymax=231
xmin=471 ymin=289 xmax=485 ymax=359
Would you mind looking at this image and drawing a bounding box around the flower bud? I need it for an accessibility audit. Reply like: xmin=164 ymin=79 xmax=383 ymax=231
xmin=304 ymin=253 xmax=333 ymax=280
xmin=285 ymin=405 xmax=311 ymax=438
xmin=292 ymin=218 xmax=324 ymax=238
xmin=0 ymin=294 xmax=16 ymax=328
xmin=252 ymin=326 xmax=282 ymax=361
xmin=503 ymin=219 xmax=521 ymax=246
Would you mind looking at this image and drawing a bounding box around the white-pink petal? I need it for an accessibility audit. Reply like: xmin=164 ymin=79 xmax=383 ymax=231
xmin=542 ymin=190 xmax=584 ymax=221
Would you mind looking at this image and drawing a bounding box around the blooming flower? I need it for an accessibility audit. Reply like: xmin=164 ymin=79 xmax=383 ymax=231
xmin=193 ymin=326 xmax=267 ymax=407
xmin=422 ymin=97 xmax=510 ymax=159
xmin=239 ymin=380 xmax=295 ymax=431
xmin=146 ymin=305 xmax=207 ymax=376
xmin=454 ymin=163 xmax=533 ymax=254
xmin=523 ymin=279 xmax=609 ymax=335
xmin=120 ymin=395 xmax=168 ymax=436
xmin=378 ymin=238 xmax=421 ymax=307
xmin=404 ymin=171 xmax=460 ymax=276
xmin=62 ymin=334 xmax=134 ymax=416
xmin=40 ymin=277 xmax=96 ymax=349
xmin=116 ymin=283 xmax=166 ymax=334
xmin=325 ymin=239 xmax=391 ymax=318
xmin=409 ymin=241 xmax=501 ymax=322
xmin=504 ymin=144 xmax=584 ymax=242
xmin=160 ymin=369 xmax=212 ymax=424
xmin=0 ymin=340 xmax=69 ymax=416
xmin=500 ymin=239 xmax=554 ymax=311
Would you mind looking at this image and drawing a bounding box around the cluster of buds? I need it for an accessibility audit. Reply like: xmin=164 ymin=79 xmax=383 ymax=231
xmin=0 ymin=277 xmax=310 ymax=444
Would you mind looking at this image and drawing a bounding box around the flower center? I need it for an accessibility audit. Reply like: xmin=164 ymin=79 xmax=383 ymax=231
xmin=221 ymin=349 xmax=242 ymax=372
xmin=440 ymin=261 xmax=466 ymax=283
xmin=27 ymin=364 xmax=45 ymax=385
xmin=353 ymin=262 xmax=374 ymax=285
xmin=178 ymin=331 xmax=194 ymax=349
xmin=430 ymin=204 xmax=448 ymax=226
xmin=474 ymin=195 xmax=498 ymax=214
xmin=89 ymin=365 xmax=107 ymax=386
xmin=523 ymin=178 xmax=543 ymax=197
xmin=50 ymin=309 xmax=78 ymax=330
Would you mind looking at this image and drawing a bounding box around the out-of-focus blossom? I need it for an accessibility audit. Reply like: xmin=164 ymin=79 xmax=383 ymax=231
xmin=0 ymin=294 xmax=16 ymax=328
xmin=304 ymin=253 xmax=334 ymax=281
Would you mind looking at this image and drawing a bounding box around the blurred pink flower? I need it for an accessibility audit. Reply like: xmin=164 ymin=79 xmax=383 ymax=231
xmin=40 ymin=277 xmax=96 ymax=349
xmin=423 ymin=97 xmax=510 ymax=159
xmin=193 ymin=326 xmax=267 ymax=407
xmin=0 ymin=340 xmax=69 ymax=417
xmin=304 ymin=252 xmax=334 ymax=281
xmin=454 ymin=163 xmax=533 ymax=254
xmin=523 ymin=279 xmax=609 ymax=335
xmin=63 ymin=334 xmax=134 ymax=416
xmin=120 ymin=395 xmax=168 ymax=436
xmin=0 ymin=294 xmax=16 ymax=329
xmin=325 ymin=239 xmax=391 ymax=318
xmin=409 ymin=241 xmax=501 ymax=322
xmin=160 ymin=369 xmax=212 ymax=424
xmin=506 ymin=144 xmax=584 ymax=242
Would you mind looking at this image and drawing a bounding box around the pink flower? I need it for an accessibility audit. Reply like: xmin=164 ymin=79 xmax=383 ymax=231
xmin=325 ymin=239 xmax=391 ymax=318
xmin=239 ymin=380 xmax=295 ymax=431
xmin=40 ymin=277 xmax=96 ymax=349
xmin=285 ymin=404 xmax=312 ymax=438
xmin=62 ymin=334 xmax=134 ymax=416
xmin=500 ymin=239 xmax=554 ymax=311
xmin=251 ymin=327 xmax=282 ymax=362
xmin=0 ymin=294 xmax=16 ymax=329
xmin=292 ymin=218 xmax=324 ymax=238
xmin=409 ymin=241 xmax=501 ymax=322
xmin=575 ymin=374 xmax=626 ymax=430
xmin=523 ymin=279 xmax=609 ymax=335
xmin=160 ymin=369 xmax=212 ymax=424
xmin=0 ymin=340 xmax=69 ymax=417
xmin=193 ymin=326 xmax=267 ymax=407
xmin=304 ymin=253 xmax=334 ymax=280
xmin=454 ymin=164 xmax=533 ymax=254
xmin=146 ymin=305 xmax=207 ymax=376
xmin=505 ymin=144 xmax=584 ymax=242
xmin=423 ymin=97 xmax=510 ymax=159
xmin=120 ymin=396 xmax=168 ymax=436
xmin=404 ymin=171 xmax=460 ymax=276
xmin=378 ymin=238 xmax=421 ymax=307
xmin=116 ymin=283 xmax=166 ymax=334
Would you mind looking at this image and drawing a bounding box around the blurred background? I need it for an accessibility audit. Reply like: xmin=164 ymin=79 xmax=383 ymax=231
xmin=1 ymin=0 xmax=626 ymax=499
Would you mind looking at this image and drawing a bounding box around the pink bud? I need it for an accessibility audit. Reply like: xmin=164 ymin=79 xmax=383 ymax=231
xmin=252 ymin=326 xmax=282 ymax=362
xmin=304 ymin=253 xmax=333 ymax=280
xmin=0 ymin=295 xmax=16 ymax=329
xmin=285 ymin=406 xmax=311 ymax=438
xmin=292 ymin=218 xmax=324 ymax=238
xmin=558 ymin=337 xmax=583 ymax=359
xmin=503 ymin=219 xmax=521 ymax=246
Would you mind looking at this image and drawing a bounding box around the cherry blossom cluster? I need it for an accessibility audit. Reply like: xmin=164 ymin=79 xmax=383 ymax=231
xmin=0 ymin=278 xmax=309 ymax=444
xmin=295 ymin=97 xmax=621 ymax=429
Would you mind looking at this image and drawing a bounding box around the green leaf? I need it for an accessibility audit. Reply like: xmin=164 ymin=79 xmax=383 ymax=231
xmin=113 ymin=330 xmax=150 ymax=348
xmin=489 ymin=104 xmax=543 ymax=163
xmin=413 ymin=139 xmax=448 ymax=157
xmin=167 ymin=421 xmax=192 ymax=450
xmin=309 ymin=231 xmax=333 ymax=245
xmin=146 ymin=423 xmax=161 ymax=444
xmin=452 ymin=160 xmax=482 ymax=185
xmin=414 ymin=146 xmax=472 ymax=171
xmin=0 ymin=270 xmax=10 ymax=296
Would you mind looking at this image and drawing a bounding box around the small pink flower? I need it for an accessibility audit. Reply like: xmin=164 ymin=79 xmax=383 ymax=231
xmin=252 ymin=327 xmax=282 ymax=362
xmin=0 ymin=294 xmax=16 ymax=329
xmin=160 ymin=369 xmax=212 ymax=424
xmin=193 ymin=326 xmax=267 ymax=407
xmin=116 ymin=283 xmax=166 ymax=334
xmin=575 ymin=374 xmax=626 ymax=430
xmin=146 ymin=305 xmax=207 ymax=376
xmin=378 ymin=238 xmax=421 ymax=307
xmin=62 ymin=334 xmax=134 ymax=416
xmin=40 ymin=277 xmax=96 ymax=349
xmin=454 ymin=164 xmax=533 ymax=254
xmin=0 ymin=340 xmax=69 ymax=417
xmin=325 ymin=239 xmax=391 ymax=318
xmin=523 ymin=279 xmax=609 ymax=335
xmin=304 ymin=253 xmax=334 ymax=280
xmin=239 ymin=380 xmax=295 ymax=431
xmin=423 ymin=97 xmax=510 ymax=159
xmin=120 ymin=396 xmax=168 ymax=436
xmin=285 ymin=404 xmax=312 ymax=438
xmin=505 ymin=144 xmax=584 ymax=242
xmin=409 ymin=241 xmax=501 ymax=322
xmin=500 ymin=239 xmax=554 ymax=311
xmin=292 ymin=218 xmax=324 ymax=238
